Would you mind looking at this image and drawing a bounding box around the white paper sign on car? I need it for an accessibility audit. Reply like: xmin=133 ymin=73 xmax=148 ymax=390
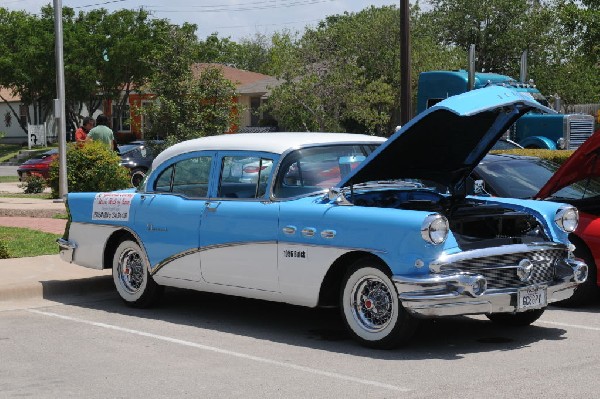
xmin=92 ymin=193 xmax=134 ymax=221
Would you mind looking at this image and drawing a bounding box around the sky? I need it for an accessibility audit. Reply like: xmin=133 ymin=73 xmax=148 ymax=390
xmin=2 ymin=0 xmax=403 ymax=41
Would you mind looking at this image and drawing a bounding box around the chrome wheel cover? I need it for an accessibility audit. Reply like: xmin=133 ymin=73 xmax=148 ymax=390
xmin=116 ymin=247 xmax=145 ymax=294
xmin=350 ymin=275 xmax=394 ymax=333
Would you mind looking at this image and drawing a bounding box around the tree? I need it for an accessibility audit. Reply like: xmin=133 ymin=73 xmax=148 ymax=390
xmin=419 ymin=0 xmax=599 ymax=106
xmin=74 ymin=8 xmax=184 ymax=132
xmin=142 ymin=26 xmax=240 ymax=149
xmin=422 ymin=0 xmax=554 ymax=76
xmin=0 ymin=8 xmax=57 ymax=132
xmin=534 ymin=0 xmax=600 ymax=105
xmin=0 ymin=6 xmax=185 ymax=136
xmin=264 ymin=5 xmax=462 ymax=134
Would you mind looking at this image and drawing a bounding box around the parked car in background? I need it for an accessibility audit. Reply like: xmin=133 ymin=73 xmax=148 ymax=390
xmin=471 ymin=129 xmax=600 ymax=305
xmin=118 ymin=140 xmax=162 ymax=187
xmin=58 ymin=86 xmax=588 ymax=349
xmin=17 ymin=148 xmax=58 ymax=181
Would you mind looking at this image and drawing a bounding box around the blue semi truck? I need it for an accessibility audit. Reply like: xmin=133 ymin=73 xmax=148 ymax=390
xmin=416 ymin=52 xmax=594 ymax=150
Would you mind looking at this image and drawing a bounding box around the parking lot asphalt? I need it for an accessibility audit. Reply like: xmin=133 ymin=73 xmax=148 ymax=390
xmin=0 ymin=189 xmax=112 ymax=308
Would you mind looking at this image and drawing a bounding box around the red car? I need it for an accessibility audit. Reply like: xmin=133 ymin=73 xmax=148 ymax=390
xmin=17 ymin=149 xmax=58 ymax=181
xmin=535 ymin=129 xmax=600 ymax=305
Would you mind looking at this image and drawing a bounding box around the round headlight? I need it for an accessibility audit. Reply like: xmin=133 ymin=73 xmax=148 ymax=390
xmin=556 ymin=138 xmax=566 ymax=150
xmin=555 ymin=206 xmax=578 ymax=233
xmin=421 ymin=214 xmax=449 ymax=245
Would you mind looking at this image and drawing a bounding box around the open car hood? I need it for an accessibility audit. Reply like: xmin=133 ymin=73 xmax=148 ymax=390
xmin=339 ymin=86 xmax=555 ymax=195
xmin=535 ymin=128 xmax=600 ymax=199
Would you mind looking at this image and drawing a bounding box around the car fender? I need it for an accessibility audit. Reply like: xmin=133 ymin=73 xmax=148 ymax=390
xmin=518 ymin=136 xmax=556 ymax=150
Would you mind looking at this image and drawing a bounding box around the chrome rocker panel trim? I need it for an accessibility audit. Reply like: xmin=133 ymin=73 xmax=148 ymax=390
xmin=393 ymin=254 xmax=588 ymax=318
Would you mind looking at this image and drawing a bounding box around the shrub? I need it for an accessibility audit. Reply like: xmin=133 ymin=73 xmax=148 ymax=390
xmin=19 ymin=173 xmax=47 ymax=194
xmin=0 ymin=241 xmax=9 ymax=259
xmin=48 ymin=141 xmax=131 ymax=199
xmin=490 ymin=149 xmax=574 ymax=165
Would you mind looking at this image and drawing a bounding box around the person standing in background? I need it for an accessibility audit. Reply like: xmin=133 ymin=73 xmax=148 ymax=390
xmin=87 ymin=114 xmax=116 ymax=150
xmin=75 ymin=117 xmax=94 ymax=143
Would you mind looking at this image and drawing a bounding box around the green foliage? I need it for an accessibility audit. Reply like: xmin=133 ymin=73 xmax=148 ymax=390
xmin=0 ymin=144 xmax=22 ymax=163
xmin=19 ymin=174 xmax=46 ymax=194
xmin=143 ymin=36 xmax=241 ymax=147
xmin=47 ymin=141 xmax=131 ymax=198
xmin=0 ymin=7 xmax=193 ymax=133
xmin=0 ymin=226 xmax=59 ymax=258
xmin=491 ymin=149 xmax=574 ymax=164
xmin=264 ymin=6 xmax=463 ymax=134
xmin=0 ymin=240 xmax=9 ymax=259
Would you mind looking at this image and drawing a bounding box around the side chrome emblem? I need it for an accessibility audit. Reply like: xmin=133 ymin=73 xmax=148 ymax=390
xmin=516 ymin=259 xmax=534 ymax=282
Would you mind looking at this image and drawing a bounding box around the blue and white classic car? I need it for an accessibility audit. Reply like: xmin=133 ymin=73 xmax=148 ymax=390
xmin=58 ymin=86 xmax=588 ymax=349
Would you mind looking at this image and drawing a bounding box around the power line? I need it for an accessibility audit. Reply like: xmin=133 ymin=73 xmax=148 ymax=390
xmin=146 ymin=0 xmax=338 ymax=14
xmin=72 ymin=0 xmax=127 ymax=9
xmin=215 ymin=18 xmax=322 ymax=30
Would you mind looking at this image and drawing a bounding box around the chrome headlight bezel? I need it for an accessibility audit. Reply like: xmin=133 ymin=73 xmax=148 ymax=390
xmin=421 ymin=214 xmax=449 ymax=245
xmin=554 ymin=206 xmax=579 ymax=233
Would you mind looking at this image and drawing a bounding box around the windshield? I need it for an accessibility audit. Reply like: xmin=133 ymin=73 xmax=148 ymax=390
xmin=118 ymin=143 xmax=142 ymax=154
xmin=273 ymin=144 xmax=379 ymax=198
xmin=476 ymin=157 xmax=600 ymax=199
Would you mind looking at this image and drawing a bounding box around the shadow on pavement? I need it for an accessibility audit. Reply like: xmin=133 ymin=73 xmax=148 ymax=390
xmin=42 ymin=284 xmax=577 ymax=361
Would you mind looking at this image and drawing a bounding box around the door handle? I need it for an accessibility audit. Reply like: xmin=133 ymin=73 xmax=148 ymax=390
xmin=205 ymin=202 xmax=220 ymax=212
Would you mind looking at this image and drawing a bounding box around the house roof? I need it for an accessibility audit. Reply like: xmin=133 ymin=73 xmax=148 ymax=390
xmin=192 ymin=63 xmax=281 ymax=95
xmin=0 ymin=87 xmax=20 ymax=102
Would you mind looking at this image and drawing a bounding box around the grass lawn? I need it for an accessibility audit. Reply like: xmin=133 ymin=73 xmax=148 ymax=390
xmin=0 ymin=192 xmax=53 ymax=199
xmin=0 ymin=226 xmax=59 ymax=258
xmin=0 ymin=144 xmax=22 ymax=163
xmin=0 ymin=144 xmax=55 ymax=163
xmin=0 ymin=176 xmax=20 ymax=183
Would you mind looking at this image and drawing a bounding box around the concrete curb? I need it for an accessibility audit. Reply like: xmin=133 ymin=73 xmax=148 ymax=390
xmin=0 ymin=255 xmax=113 ymax=305
xmin=0 ymin=275 xmax=114 ymax=302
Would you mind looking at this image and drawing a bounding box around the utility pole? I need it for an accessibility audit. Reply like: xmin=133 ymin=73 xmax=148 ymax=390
xmin=53 ymin=0 xmax=68 ymax=198
xmin=400 ymin=0 xmax=411 ymax=126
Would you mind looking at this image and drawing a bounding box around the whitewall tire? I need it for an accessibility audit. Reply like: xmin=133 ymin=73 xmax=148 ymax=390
xmin=340 ymin=259 xmax=419 ymax=349
xmin=112 ymin=240 xmax=163 ymax=308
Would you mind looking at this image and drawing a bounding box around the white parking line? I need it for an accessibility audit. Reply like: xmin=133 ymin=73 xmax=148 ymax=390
xmin=538 ymin=320 xmax=600 ymax=332
xmin=28 ymin=309 xmax=411 ymax=393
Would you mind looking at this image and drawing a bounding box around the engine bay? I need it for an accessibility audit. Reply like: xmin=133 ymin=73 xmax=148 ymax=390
xmin=349 ymin=188 xmax=549 ymax=250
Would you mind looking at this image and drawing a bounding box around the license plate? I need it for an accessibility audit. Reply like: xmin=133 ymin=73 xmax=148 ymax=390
xmin=517 ymin=285 xmax=547 ymax=310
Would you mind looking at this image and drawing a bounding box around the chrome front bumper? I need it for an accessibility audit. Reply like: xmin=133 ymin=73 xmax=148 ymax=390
xmin=393 ymin=258 xmax=588 ymax=318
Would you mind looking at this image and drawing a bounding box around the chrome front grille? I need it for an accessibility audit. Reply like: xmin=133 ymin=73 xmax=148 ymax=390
xmin=566 ymin=115 xmax=594 ymax=150
xmin=440 ymin=248 xmax=567 ymax=289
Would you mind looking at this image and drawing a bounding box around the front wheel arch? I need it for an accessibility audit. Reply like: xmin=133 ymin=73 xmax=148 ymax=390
xmin=317 ymin=251 xmax=387 ymax=307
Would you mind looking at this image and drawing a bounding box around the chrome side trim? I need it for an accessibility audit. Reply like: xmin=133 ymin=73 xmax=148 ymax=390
xmin=149 ymin=240 xmax=388 ymax=276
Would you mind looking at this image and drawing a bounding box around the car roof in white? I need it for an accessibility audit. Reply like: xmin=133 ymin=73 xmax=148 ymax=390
xmin=152 ymin=132 xmax=386 ymax=167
